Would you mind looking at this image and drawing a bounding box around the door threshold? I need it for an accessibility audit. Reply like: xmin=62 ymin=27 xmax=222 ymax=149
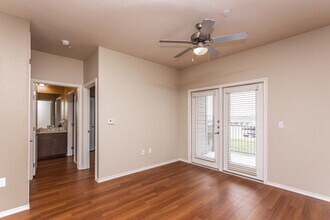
xmin=191 ymin=162 xmax=219 ymax=171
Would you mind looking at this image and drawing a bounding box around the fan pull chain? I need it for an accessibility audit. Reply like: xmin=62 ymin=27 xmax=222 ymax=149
xmin=191 ymin=51 xmax=194 ymax=62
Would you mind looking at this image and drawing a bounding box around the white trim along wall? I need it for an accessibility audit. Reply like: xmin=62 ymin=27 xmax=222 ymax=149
xmin=83 ymin=78 xmax=98 ymax=180
xmin=0 ymin=204 xmax=30 ymax=218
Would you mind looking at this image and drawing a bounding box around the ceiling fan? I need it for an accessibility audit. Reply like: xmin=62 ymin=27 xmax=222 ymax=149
xmin=159 ymin=19 xmax=248 ymax=58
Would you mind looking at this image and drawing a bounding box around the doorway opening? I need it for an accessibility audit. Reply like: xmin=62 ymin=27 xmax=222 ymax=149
xmin=67 ymin=91 xmax=77 ymax=162
xmin=89 ymin=86 xmax=96 ymax=153
xmin=83 ymin=79 xmax=98 ymax=180
xmin=29 ymin=82 xmax=81 ymax=179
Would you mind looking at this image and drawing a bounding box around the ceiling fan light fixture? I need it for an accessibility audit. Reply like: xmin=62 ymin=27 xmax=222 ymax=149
xmin=193 ymin=46 xmax=208 ymax=56
xmin=159 ymin=18 xmax=248 ymax=59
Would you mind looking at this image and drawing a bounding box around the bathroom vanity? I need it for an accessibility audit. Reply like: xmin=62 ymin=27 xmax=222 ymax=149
xmin=37 ymin=130 xmax=67 ymax=160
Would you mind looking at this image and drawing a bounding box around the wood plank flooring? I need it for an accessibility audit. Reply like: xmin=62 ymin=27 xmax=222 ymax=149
xmin=5 ymin=155 xmax=330 ymax=219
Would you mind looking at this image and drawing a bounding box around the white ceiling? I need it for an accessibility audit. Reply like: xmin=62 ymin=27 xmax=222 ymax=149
xmin=0 ymin=0 xmax=329 ymax=69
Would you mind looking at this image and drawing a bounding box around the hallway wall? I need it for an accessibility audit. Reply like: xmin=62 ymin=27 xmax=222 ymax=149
xmin=98 ymin=47 xmax=180 ymax=179
xmin=31 ymin=50 xmax=83 ymax=85
xmin=0 ymin=11 xmax=30 ymax=212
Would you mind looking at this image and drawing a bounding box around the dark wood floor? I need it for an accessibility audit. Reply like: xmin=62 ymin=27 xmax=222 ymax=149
xmin=5 ymin=155 xmax=330 ymax=220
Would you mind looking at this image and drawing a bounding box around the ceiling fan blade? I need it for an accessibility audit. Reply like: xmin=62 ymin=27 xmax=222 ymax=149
xmin=174 ymin=47 xmax=192 ymax=58
xmin=208 ymin=46 xmax=220 ymax=58
xmin=159 ymin=39 xmax=192 ymax=44
xmin=212 ymin=32 xmax=248 ymax=43
xmin=200 ymin=19 xmax=215 ymax=37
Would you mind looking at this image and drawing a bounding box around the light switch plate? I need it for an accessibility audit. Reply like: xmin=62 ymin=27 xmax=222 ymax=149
xmin=278 ymin=121 xmax=284 ymax=128
xmin=0 ymin=177 xmax=6 ymax=187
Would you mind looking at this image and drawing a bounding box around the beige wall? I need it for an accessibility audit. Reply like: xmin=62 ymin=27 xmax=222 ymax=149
xmin=0 ymin=12 xmax=30 ymax=212
xmin=84 ymin=49 xmax=98 ymax=84
xmin=31 ymin=50 xmax=83 ymax=85
xmin=179 ymin=26 xmax=330 ymax=197
xmin=98 ymin=47 xmax=179 ymax=178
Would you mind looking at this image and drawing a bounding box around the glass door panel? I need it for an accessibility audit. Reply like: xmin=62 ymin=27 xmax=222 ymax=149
xmin=191 ymin=89 xmax=219 ymax=169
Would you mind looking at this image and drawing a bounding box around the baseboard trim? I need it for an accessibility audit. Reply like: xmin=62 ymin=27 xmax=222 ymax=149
xmin=77 ymin=165 xmax=89 ymax=170
xmin=178 ymin=158 xmax=188 ymax=163
xmin=0 ymin=204 xmax=30 ymax=218
xmin=266 ymin=181 xmax=330 ymax=202
xmin=96 ymin=159 xmax=180 ymax=183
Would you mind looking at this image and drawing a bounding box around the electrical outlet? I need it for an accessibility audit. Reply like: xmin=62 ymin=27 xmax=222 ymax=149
xmin=0 ymin=177 xmax=6 ymax=188
xmin=141 ymin=149 xmax=145 ymax=155
xmin=107 ymin=119 xmax=115 ymax=125
xmin=148 ymin=148 xmax=152 ymax=154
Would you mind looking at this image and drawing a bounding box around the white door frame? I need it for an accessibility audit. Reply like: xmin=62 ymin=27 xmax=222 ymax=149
xmin=67 ymin=90 xmax=76 ymax=158
xmin=187 ymin=78 xmax=268 ymax=182
xmin=28 ymin=66 xmax=35 ymax=181
xmin=83 ymin=78 xmax=98 ymax=180
xmin=29 ymin=79 xmax=84 ymax=174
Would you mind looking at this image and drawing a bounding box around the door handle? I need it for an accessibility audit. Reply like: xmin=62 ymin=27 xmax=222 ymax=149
xmin=214 ymin=131 xmax=220 ymax=134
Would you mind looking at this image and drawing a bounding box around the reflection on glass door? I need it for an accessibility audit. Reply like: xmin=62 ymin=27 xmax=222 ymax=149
xmin=191 ymin=89 xmax=219 ymax=169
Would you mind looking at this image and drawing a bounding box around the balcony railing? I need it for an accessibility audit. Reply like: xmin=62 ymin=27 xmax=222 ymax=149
xmin=229 ymin=124 xmax=256 ymax=155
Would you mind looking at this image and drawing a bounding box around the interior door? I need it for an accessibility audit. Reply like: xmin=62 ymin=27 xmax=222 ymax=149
xmin=191 ymin=89 xmax=219 ymax=169
xmin=89 ymin=98 xmax=95 ymax=151
xmin=73 ymin=94 xmax=77 ymax=163
xmin=67 ymin=93 xmax=73 ymax=157
xmin=30 ymin=82 xmax=38 ymax=178
xmin=223 ymin=83 xmax=264 ymax=180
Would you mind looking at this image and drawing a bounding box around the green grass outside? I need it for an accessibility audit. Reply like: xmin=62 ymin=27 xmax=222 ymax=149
xmin=230 ymin=138 xmax=256 ymax=154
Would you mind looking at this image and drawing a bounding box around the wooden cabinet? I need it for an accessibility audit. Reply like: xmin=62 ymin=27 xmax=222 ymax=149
xmin=52 ymin=133 xmax=67 ymax=155
xmin=38 ymin=132 xmax=67 ymax=160
xmin=38 ymin=134 xmax=53 ymax=158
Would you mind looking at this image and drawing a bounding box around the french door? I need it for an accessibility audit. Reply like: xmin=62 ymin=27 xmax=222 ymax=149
xmin=191 ymin=89 xmax=219 ymax=169
xmin=223 ymin=83 xmax=264 ymax=180
xmin=190 ymin=83 xmax=264 ymax=180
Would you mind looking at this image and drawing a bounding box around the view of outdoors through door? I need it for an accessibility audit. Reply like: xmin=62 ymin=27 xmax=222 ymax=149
xmin=90 ymin=86 xmax=95 ymax=152
xmin=223 ymin=83 xmax=264 ymax=180
xmin=191 ymin=89 xmax=219 ymax=168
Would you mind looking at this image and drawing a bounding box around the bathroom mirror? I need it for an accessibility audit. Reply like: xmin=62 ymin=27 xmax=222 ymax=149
xmin=37 ymin=94 xmax=62 ymax=129
xmin=37 ymin=100 xmax=52 ymax=128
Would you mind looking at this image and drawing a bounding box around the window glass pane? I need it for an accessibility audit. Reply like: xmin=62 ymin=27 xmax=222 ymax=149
xmin=195 ymin=95 xmax=215 ymax=160
xmin=229 ymin=90 xmax=257 ymax=167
